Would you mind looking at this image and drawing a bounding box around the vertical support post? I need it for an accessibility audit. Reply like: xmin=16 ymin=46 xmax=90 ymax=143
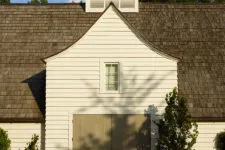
xmin=147 ymin=105 xmax=158 ymax=150
xmin=68 ymin=112 xmax=73 ymax=150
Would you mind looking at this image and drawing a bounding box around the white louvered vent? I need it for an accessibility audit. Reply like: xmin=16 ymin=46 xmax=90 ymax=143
xmin=121 ymin=0 xmax=135 ymax=8
xmin=86 ymin=0 xmax=139 ymax=12
xmin=90 ymin=0 xmax=104 ymax=8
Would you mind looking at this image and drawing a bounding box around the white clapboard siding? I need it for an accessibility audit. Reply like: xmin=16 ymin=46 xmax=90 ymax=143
xmin=194 ymin=122 xmax=225 ymax=150
xmin=47 ymin=70 xmax=176 ymax=75
xmin=46 ymin=74 xmax=176 ymax=80
xmin=45 ymin=124 xmax=68 ymax=130
xmin=45 ymin=142 xmax=68 ymax=148
xmin=78 ymin=39 xmax=144 ymax=45
xmin=46 ymin=82 xmax=174 ymax=89
xmin=45 ymin=134 xmax=68 ymax=139
xmin=68 ymin=45 xmax=147 ymax=49
xmin=47 ymin=79 xmax=176 ymax=84
xmin=45 ymin=5 xmax=177 ymax=150
xmin=46 ymin=106 xmax=166 ymax=115
xmin=46 ymin=97 xmax=167 ymax=102
xmin=88 ymin=31 xmax=133 ymax=35
xmin=60 ymin=53 xmax=166 ymax=58
xmin=46 ymin=88 xmax=172 ymax=93
xmin=46 ymin=101 xmax=167 ymax=107
xmin=46 ymin=67 xmax=99 ymax=71
xmin=47 ymin=61 xmax=99 ymax=67
xmin=46 ymin=75 xmax=99 ymax=80
xmin=45 ymin=129 xmax=69 ymax=134
xmin=0 ymin=123 xmax=44 ymax=150
xmin=46 ymin=92 xmax=171 ymax=98
xmin=47 ymin=68 xmax=176 ymax=74
xmin=46 ymin=121 xmax=68 ymax=126
xmin=69 ymin=49 xmax=157 ymax=53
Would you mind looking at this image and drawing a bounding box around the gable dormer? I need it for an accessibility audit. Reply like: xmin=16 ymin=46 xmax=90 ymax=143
xmin=86 ymin=0 xmax=139 ymax=12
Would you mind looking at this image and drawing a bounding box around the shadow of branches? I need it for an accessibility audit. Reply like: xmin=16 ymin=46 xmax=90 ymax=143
xmin=69 ymin=67 xmax=175 ymax=150
xmin=56 ymin=67 xmax=176 ymax=150
xmin=75 ymin=114 xmax=152 ymax=150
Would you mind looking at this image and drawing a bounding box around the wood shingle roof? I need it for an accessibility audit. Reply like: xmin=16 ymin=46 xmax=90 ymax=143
xmin=0 ymin=3 xmax=224 ymax=122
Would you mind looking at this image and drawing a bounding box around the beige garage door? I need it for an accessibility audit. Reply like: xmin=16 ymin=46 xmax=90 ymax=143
xmin=73 ymin=114 xmax=151 ymax=150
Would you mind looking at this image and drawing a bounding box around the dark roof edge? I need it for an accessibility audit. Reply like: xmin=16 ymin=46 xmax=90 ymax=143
xmin=193 ymin=117 xmax=225 ymax=122
xmin=0 ymin=118 xmax=44 ymax=123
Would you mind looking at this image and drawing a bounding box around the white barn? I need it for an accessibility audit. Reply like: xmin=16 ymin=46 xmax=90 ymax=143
xmin=0 ymin=1 xmax=224 ymax=150
xmin=44 ymin=5 xmax=178 ymax=150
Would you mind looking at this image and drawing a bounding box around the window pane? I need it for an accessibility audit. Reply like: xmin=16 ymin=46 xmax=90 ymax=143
xmin=114 ymin=83 xmax=118 ymax=90
xmin=108 ymin=75 xmax=117 ymax=84
xmin=106 ymin=64 xmax=110 ymax=75
xmin=105 ymin=63 xmax=119 ymax=91
xmin=110 ymin=64 xmax=118 ymax=73
xmin=108 ymin=84 xmax=118 ymax=91
xmin=108 ymin=84 xmax=116 ymax=90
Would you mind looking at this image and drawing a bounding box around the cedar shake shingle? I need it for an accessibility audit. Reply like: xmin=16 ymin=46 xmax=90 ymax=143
xmin=0 ymin=3 xmax=224 ymax=122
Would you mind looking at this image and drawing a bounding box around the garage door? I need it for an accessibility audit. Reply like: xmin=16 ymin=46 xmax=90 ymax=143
xmin=73 ymin=114 xmax=151 ymax=150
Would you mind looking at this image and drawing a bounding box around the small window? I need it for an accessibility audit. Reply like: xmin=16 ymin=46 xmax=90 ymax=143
xmin=105 ymin=63 xmax=119 ymax=91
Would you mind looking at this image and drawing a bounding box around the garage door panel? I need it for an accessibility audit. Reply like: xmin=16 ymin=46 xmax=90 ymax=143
xmin=73 ymin=114 xmax=111 ymax=150
xmin=111 ymin=114 xmax=151 ymax=150
xmin=73 ymin=114 xmax=151 ymax=150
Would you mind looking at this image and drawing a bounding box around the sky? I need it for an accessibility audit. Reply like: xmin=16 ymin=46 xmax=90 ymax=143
xmin=11 ymin=0 xmax=82 ymax=3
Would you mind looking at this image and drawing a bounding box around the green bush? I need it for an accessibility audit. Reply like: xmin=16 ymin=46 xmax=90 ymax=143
xmin=215 ymin=131 xmax=225 ymax=150
xmin=25 ymin=134 xmax=39 ymax=150
xmin=0 ymin=0 xmax=10 ymax=4
xmin=155 ymin=87 xmax=198 ymax=150
xmin=0 ymin=128 xmax=11 ymax=150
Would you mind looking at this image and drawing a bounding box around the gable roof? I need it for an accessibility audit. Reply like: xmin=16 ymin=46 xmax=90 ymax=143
xmin=0 ymin=3 xmax=224 ymax=122
xmin=44 ymin=4 xmax=179 ymax=63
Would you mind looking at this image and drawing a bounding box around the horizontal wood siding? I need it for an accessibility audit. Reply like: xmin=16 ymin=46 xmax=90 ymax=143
xmin=45 ymin=6 xmax=177 ymax=150
xmin=0 ymin=123 xmax=44 ymax=150
xmin=195 ymin=122 xmax=225 ymax=150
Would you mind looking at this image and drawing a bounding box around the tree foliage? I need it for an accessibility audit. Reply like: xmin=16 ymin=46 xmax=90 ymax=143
xmin=215 ymin=131 xmax=225 ymax=150
xmin=40 ymin=0 xmax=48 ymax=4
xmin=0 ymin=0 xmax=10 ymax=4
xmin=24 ymin=134 xmax=39 ymax=150
xmin=156 ymin=88 xmax=198 ymax=150
xmin=28 ymin=0 xmax=48 ymax=4
xmin=0 ymin=128 xmax=11 ymax=150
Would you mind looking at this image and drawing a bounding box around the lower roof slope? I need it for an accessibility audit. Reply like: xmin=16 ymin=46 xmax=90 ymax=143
xmin=0 ymin=3 xmax=224 ymax=122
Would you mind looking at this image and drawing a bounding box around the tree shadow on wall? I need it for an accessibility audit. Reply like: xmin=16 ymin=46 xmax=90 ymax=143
xmin=74 ymin=114 xmax=152 ymax=150
xmin=67 ymin=68 xmax=175 ymax=150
